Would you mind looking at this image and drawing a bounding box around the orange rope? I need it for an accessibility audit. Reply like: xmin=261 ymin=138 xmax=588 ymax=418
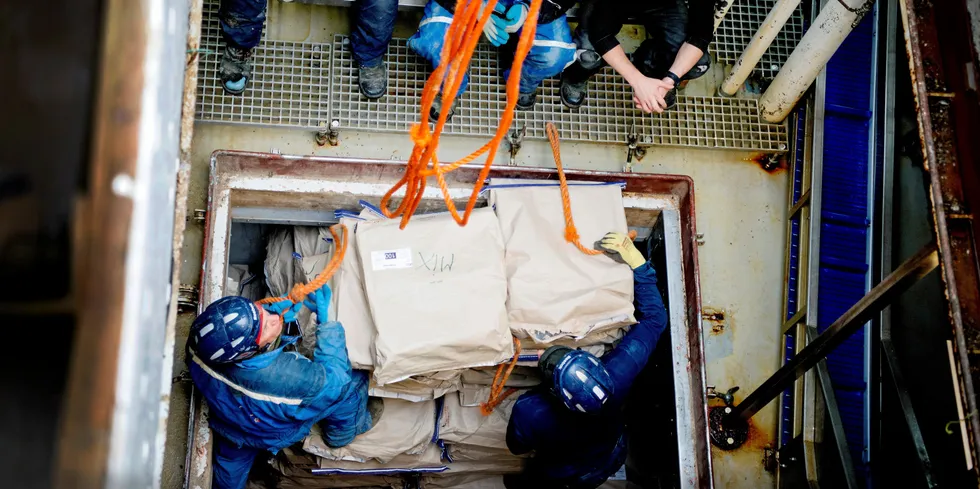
xmin=380 ymin=0 xmax=545 ymax=229
xmin=481 ymin=337 xmax=522 ymax=415
xmin=255 ymin=223 xmax=349 ymax=306
xmin=546 ymin=122 xmax=605 ymax=256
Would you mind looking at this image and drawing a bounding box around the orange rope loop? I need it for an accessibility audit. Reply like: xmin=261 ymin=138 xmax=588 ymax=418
xmin=481 ymin=337 xmax=522 ymax=415
xmin=380 ymin=0 xmax=545 ymax=229
xmin=546 ymin=122 xmax=605 ymax=256
xmin=255 ymin=223 xmax=349 ymax=307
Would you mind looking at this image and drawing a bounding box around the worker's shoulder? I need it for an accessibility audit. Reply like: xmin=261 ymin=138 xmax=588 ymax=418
xmin=235 ymin=351 xmax=328 ymax=401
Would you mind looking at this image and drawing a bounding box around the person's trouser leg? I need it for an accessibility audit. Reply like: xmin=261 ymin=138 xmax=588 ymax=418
xmin=560 ymin=1 xmax=604 ymax=86
xmin=632 ymin=0 xmax=710 ymax=80
xmin=350 ymin=0 xmax=398 ymax=67
xmin=503 ymin=17 xmax=576 ymax=95
xmin=212 ymin=435 xmax=260 ymax=489
xmin=319 ymin=370 xmax=371 ymax=447
xmin=219 ymin=0 xmax=267 ymax=50
xmin=407 ymin=0 xmax=469 ymax=97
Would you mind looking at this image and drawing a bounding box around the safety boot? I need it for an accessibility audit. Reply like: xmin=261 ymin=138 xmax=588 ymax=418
xmin=430 ymin=93 xmax=459 ymax=122
xmin=516 ymin=90 xmax=537 ymax=111
xmin=560 ymin=75 xmax=587 ymax=109
xmin=358 ymin=62 xmax=388 ymax=100
xmin=220 ymin=45 xmax=253 ymax=95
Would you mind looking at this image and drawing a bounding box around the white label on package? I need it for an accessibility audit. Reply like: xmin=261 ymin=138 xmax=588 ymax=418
xmin=371 ymin=248 xmax=413 ymax=271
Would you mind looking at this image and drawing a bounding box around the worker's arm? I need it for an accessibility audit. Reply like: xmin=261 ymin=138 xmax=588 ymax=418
xmin=664 ymin=0 xmax=714 ymax=79
xmin=601 ymin=263 xmax=667 ymax=399
xmin=597 ymin=233 xmax=668 ymax=402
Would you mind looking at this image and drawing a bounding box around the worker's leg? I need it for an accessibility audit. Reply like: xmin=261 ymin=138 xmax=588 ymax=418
xmin=212 ymin=435 xmax=260 ymax=489
xmin=407 ymin=0 xmax=468 ymax=119
xmin=502 ymin=16 xmax=576 ymax=110
xmin=218 ymin=0 xmax=267 ymax=94
xmin=559 ymin=1 xmax=603 ymax=108
xmin=632 ymin=0 xmax=711 ymax=81
xmin=349 ymin=0 xmax=398 ymax=99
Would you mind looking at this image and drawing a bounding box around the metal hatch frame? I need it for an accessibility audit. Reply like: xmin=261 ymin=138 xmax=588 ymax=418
xmin=185 ymin=150 xmax=711 ymax=489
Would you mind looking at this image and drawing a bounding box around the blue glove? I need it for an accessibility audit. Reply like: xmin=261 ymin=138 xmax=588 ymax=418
xmin=262 ymin=299 xmax=303 ymax=323
xmin=303 ymin=284 xmax=333 ymax=324
xmin=501 ymin=3 xmax=528 ymax=33
xmin=481 ymin=2 xmax=510 ymax=47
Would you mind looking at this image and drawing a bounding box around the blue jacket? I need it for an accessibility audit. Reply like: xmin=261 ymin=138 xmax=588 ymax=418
xmin=505 ymin=263 xmax=668 ymax=486
xmin=188 ymin=319 xmax=370 ymax=453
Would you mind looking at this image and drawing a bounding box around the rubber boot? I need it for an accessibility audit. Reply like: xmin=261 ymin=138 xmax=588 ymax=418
xmin=358 ymin=62 xmax=388 ymax=100
xmin=220 ymin=45 xmax=253 ymax=95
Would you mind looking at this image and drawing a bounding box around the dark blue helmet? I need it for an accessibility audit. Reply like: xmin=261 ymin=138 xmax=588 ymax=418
xmin=539 ymin=346 xmax=615 ymax=415
xmin=190 ymin=296 xmax=262 ymax=364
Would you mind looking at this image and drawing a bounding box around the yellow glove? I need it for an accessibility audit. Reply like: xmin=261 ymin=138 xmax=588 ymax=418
xmin=599 ymin=232 xmax=646 ymax=269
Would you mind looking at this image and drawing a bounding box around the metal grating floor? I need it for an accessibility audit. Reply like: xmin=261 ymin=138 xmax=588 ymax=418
xmin=195 ymin=1 xmax=789 ymax=152
xmin=713 ymin=0 xmax=806 ymax=80
xmin=195 ymin=0 xmax=331 ymax=128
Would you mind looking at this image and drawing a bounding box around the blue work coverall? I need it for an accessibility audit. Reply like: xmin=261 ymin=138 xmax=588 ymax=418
xmin=505 ymin=262 xmax=668 ymax=489
xmin=408 ymin=0 xmax=576 ymax=96
xmin=219 ymin=0 xmax=397 ymax=67
xmin=188 ymin=320 xmax=371 ymax=489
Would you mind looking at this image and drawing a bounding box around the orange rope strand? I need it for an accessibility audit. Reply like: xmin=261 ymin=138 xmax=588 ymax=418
xmin=255 ymin=223 xmax=349 ymax=306
xmin=481 ymin=337 xmax=522 ymax=415
xmin=546 ymin=122 xmax=604 ymax=256
xmin=380 ymin=0 xmax=545 ymax=229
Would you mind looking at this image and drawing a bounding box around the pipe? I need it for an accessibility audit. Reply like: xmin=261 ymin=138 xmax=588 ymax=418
xmin=713 ymin=0 xmax=736 ymax=30
xmin=758 ymin=0 xmax=876 ymax=122
xmin=720 ymin=0 xmax=802 ymax=96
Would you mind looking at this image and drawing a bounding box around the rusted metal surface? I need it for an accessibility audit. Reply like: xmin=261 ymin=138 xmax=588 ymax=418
xmin=186 ymin=150 xmax=710 ymax=489
xmin=53 ymin=0 xmax=146 ymax=487
xmin=900 ymin=0 xmax=980 ymax=472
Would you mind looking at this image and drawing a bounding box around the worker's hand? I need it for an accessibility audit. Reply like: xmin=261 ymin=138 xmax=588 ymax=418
xmin=303 ymin=284 xmax=333 ymax=324
xmin=629 ymin=76 xmax=672 ymax=113
xmin=262 ymin=298 xmax=303 ymax=323
xmin=501 ymin=3 xmax=529 ymax=33
xmin=599 ymin=232 xmax=646 ymax=269
xmin=481 ymin=2 xmax=510 ymax=47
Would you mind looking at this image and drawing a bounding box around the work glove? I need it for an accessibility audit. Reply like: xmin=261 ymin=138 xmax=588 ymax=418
xmin=501 ymin=3 xmax=529 ymax=33
xmin=303 ymin=284 xmax=333 ymax=325
xmin=481 ymin=2 xmax=510 ymax=47
xmin=598 ymin=232 xmax=646 ymax=269
xmin=262 ymin=298 xmax=303 ymax=323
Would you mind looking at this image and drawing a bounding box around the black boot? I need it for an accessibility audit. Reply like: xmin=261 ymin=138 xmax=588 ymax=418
xmin=430 ymin=93 xmax=459 ymax=122
xmin=516 ymin=90 xmax=537 ymax=111
xmin=220 ymin=45 xmax=253 ymax=95
xmin=358 ymin=62 xmax=388 ymax=100
xmin=560 ymin=74 xmax=587 ymax=109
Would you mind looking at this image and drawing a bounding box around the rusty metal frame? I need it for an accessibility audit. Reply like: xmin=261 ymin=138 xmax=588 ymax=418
xmin=900 ymin=0 xmax=980 ymax=472
xmin=185 ymin=150 xmax=710 ymax=489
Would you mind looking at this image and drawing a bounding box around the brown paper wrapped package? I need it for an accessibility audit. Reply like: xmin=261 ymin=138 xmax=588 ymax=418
xmin=488 ymin=179 xmax=636 ymax=343
xmin=303 ymin=398 xmax=436 ymax=464
xmin=355 ymin=208 xmax=514 ymax=385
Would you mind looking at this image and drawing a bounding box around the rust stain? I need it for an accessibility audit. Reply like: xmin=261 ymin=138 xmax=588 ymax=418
xmin=744 ymin=152 xmax=788 ymax=174
xmin=702 ymin=307 xmax=726 ymax=335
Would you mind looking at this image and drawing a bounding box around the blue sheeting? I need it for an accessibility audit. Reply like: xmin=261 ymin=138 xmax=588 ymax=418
xmin=816 ymin=9 xmax=877 ymax=481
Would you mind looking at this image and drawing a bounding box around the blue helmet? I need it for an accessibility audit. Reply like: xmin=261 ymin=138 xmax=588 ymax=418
xmin=539 ymin=346 xmax=615 ymax=415
xmin=190 ymin=296 xmax=262 ymax=364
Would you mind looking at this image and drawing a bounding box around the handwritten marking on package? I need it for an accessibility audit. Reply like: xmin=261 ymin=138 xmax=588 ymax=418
xmin=418 ymin=252 xmax=455 ymax=273
xmin=371 ymin=248 xmax=413 ymax=270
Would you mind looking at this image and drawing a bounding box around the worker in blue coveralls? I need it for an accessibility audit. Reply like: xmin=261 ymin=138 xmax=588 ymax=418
xmin=558 ymin=0 xmax=713 ymax=112
xmin=186 ymin=284 xmax=373 ymax=489
xmin=218 ymin=0 xmax=397 ymax=99
xmin=504 ymin=231 xmax=669 ymax=489
xmin=408 ymin=0 xmax=576 ymax=119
